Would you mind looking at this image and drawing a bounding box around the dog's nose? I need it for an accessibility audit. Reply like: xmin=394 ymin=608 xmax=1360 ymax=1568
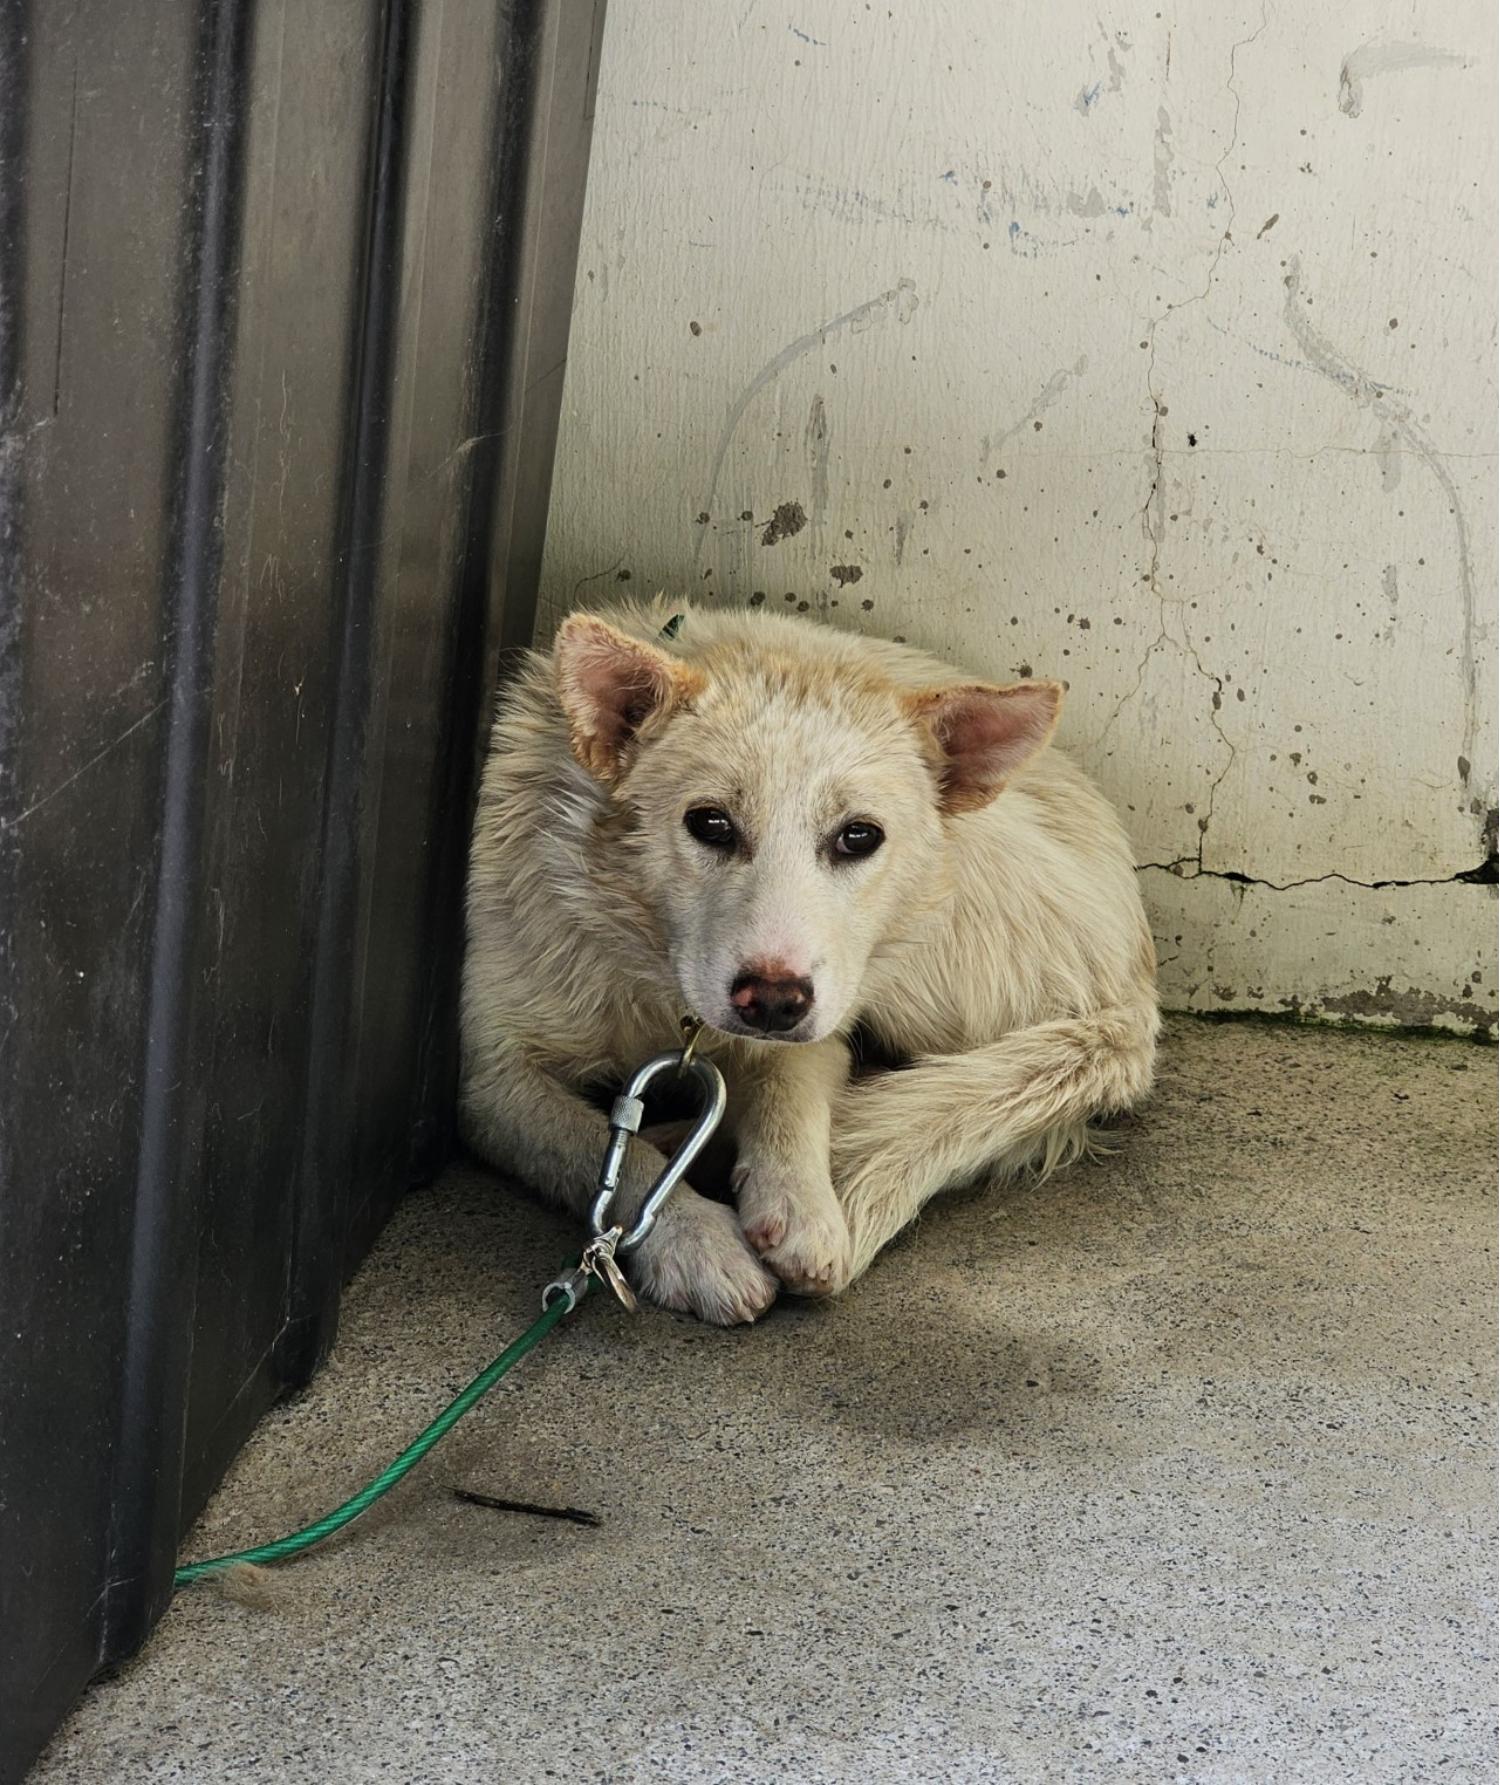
xmin=729 ymin=968 xmax=815 ymax=1034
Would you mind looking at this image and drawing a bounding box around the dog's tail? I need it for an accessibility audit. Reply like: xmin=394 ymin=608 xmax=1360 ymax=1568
xmin=831 ymin=1002 xmax=1159 ymax=1281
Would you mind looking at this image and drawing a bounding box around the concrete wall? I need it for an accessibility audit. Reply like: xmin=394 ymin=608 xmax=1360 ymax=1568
xmin=537 ymin=0 xmax=1498 ymax=1034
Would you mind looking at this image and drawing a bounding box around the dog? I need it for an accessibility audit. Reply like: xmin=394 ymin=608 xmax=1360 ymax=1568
xmin=460 ymin=597 xmax=1158 ymax=1323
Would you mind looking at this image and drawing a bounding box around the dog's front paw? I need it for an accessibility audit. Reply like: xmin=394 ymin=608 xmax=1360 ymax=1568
xmin=629 ymin=1189 xmax=779 ymax=1325
xmin=735 ymin=1165 xmax=851 ymax=1298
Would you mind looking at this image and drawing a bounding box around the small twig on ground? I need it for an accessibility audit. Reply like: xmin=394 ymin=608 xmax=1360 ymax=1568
xmin=451 ymin=1487 xmax=600 ymax=1527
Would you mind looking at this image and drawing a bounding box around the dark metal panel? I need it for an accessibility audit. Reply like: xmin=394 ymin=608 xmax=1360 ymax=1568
xmin=103 ymin=0 xmax=257 ymax=1664
xmin=272 ymin=0 xmax=416 ymax=1388
xmin=1 ymin=1 xmax=210 ymax=1759
xmin=338 ymin=0 xmax=510 ymax=1251
xmin=407 ymin=0 xmax=611 ymax=1145
xmin=0 ymin=0 xmax=606 ymax=1772
xmin=180 ymin=0 xmax=386 ymax=1518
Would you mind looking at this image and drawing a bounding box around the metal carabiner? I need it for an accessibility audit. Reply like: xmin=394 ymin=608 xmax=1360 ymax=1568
xmin=541 ymin=1228 xmax=639 ymax=1315
xmin=590 ymin=1046 xmax=728 ymax=1254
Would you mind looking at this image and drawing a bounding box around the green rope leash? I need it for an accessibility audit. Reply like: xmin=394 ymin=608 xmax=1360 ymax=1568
xmin=174 ymin=1277 xmax=587 ymax=1585
xmin=173 ymin=1017 xmax=726 ymax=1588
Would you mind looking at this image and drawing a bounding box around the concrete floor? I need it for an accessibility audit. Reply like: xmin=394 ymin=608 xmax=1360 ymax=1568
xmin=35 ymin=1019 xmax=1497 ymax=1783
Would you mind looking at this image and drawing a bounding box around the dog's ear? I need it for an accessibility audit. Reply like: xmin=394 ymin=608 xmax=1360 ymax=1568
xmin=554 ymin=615 xmax=705 ymax=781
xmin=904 ymin=679 xmax=1063 ymax=814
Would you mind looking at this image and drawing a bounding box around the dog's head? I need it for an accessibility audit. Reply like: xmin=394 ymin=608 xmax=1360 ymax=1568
xmin=554 ymin=613 xmax=1061 ymax=1044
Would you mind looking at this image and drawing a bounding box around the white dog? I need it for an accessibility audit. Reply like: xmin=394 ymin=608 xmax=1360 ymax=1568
xmin=460 ymin=599 xmax=1158 ymax=1322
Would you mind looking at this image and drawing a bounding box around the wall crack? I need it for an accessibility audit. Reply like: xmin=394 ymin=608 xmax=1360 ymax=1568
xmin=1140 ymin=0 xmax=1270 ymax=582
xmin=1127 ymin=6 xmax=1268 ymax=832
xmin=1140 ymin=856 xmax=1498 ymax=891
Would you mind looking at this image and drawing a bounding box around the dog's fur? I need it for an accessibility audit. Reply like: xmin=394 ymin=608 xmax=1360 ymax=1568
xmin=460 ymin=598 xmax=1158 ymax=1322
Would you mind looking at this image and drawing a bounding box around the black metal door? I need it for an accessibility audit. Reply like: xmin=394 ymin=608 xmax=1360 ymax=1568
xmin=0 ymin=2 xmax=604 ymax=1772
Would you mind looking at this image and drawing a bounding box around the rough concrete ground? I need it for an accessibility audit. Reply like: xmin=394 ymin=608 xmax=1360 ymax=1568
xmin=34 ymin=1018 xmax=1497 ymax=1783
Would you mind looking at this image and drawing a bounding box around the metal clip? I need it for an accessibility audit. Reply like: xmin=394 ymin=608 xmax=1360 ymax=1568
xmin=543 ymin=1023 xmax=727 ymax=1314
xmin=541 ymin=1260 xmax=589 ymax=1314
xmin=542 ymin=1230 xmax=638 ymax=1313
xmin=581 ymin=1230 xmax=638 ymax=1312
xmin=589 ymin=1026 xmax=727 ymax=1256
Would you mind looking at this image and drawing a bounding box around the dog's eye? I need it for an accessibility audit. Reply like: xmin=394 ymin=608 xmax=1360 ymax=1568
xmin=834 ymin=821 xmax=884 ymax=859
xmin=684 ymin=806 xmax=737 ymax=849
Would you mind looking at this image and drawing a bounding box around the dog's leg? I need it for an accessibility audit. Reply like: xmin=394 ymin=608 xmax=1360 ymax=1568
xmin=831 ymin=1004 xmax=1158 ymax=1283
xmin=460 ymin=1047 xmax=778 ymax=1324
xmin=729 ymin=1038 xmax=852 ymax=1296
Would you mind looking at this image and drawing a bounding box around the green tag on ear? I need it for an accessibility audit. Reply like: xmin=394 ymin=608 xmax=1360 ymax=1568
xmin=660 ymin=612 xmax=685 ymax=641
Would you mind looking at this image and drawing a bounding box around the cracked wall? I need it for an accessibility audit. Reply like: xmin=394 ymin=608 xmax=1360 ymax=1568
xmin=537 ymin=0 xmax=1498 ymax=1034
